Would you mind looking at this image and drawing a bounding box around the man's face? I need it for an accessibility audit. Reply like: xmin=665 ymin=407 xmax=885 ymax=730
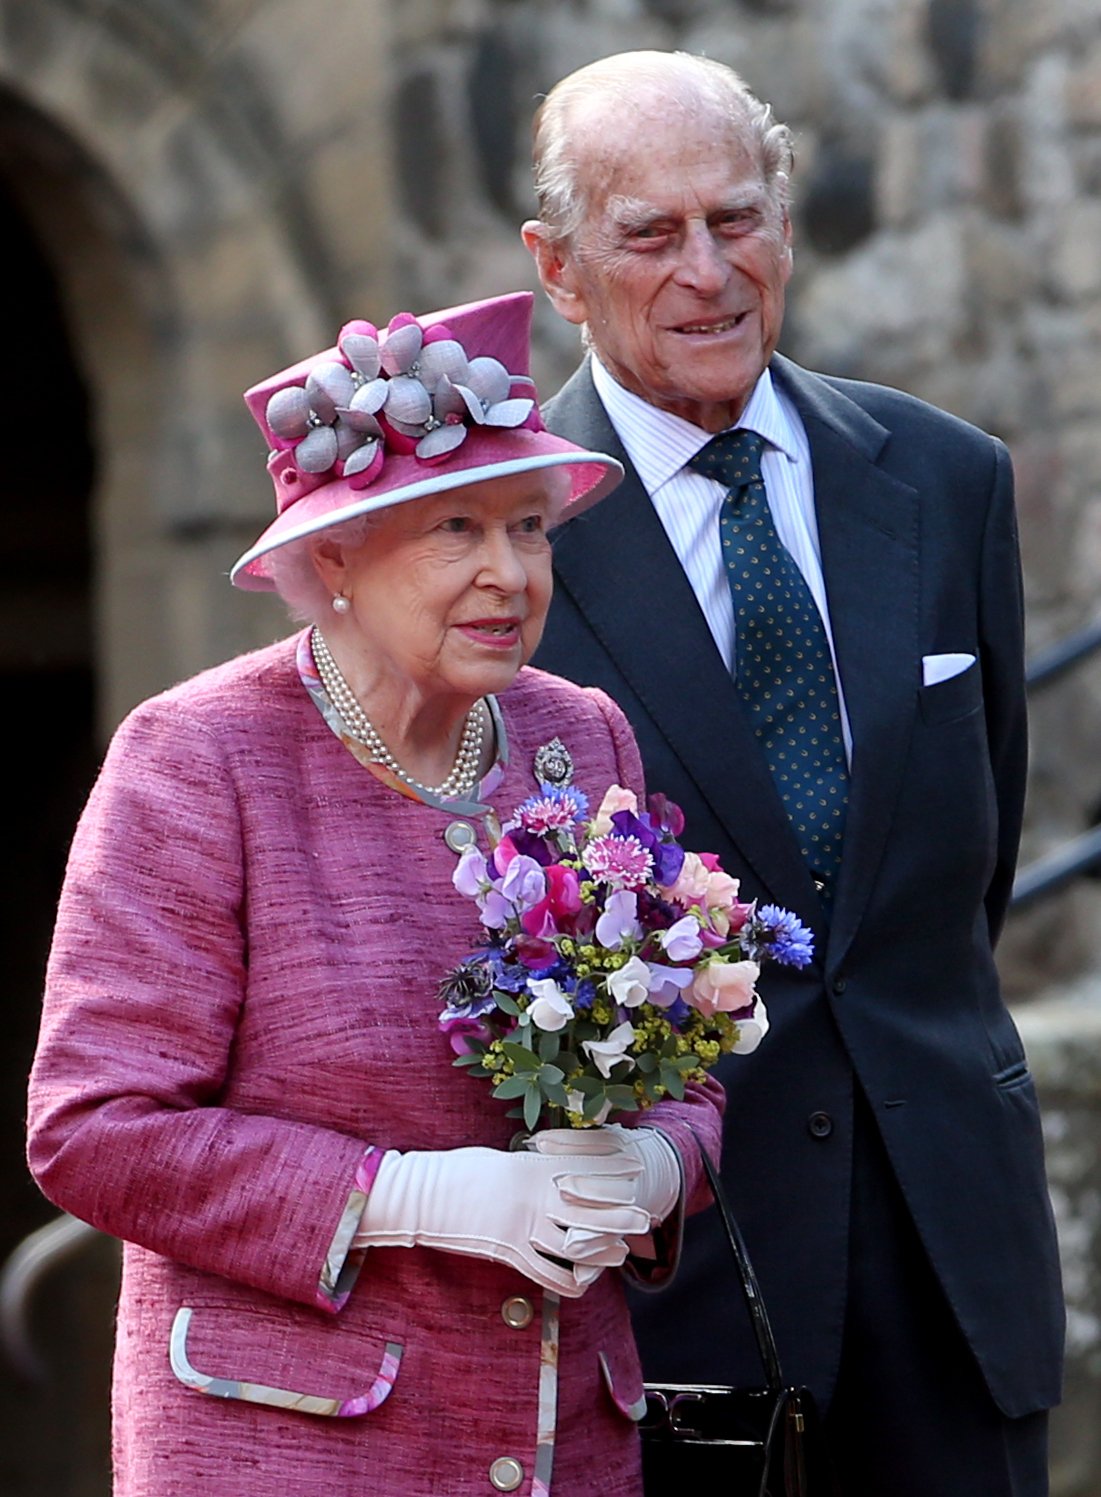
xmin=535 ymin=103 xmax=792 ymax=433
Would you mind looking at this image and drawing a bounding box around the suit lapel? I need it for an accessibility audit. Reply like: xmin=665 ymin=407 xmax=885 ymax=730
xmin=545 ymin=364 xmax=823 ymax=926
xmin=772 ymin=358 xmax=920 ymax=965
xmin=545 ymin=358 xmax=922 ymax=959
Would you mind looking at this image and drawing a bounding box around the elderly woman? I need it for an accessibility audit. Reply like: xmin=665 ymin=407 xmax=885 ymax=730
xmin=27 ymin=293 xmax=723 ymax=1497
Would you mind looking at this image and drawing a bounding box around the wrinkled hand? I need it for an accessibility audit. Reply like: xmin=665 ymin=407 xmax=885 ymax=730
xmin=352 ymin=1143 xmax=652 ymax=1298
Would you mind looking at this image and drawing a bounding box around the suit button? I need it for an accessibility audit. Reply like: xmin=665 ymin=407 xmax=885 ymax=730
xmin=501 ymin=1295 xmax=534 ymax=1329
xmin=831 ymin=975 xmax=847 ymax=995
xmin=808 ymin=1112 xmax=833 ymax=1138
xmin=489 ymin=1457 xmax=524 ymax=1491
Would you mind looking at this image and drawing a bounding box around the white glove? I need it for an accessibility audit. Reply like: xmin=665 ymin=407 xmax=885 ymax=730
xmin=524 ymin=1125 xmax=682 ymax=1227
xmin=352 ymin=1144 xmax=652 ymax=1298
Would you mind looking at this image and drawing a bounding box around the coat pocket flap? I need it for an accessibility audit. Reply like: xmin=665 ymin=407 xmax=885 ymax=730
xmin=599 ymin=1349 xmax=647 ymax=1422
xmin=170 ymin=1305 xmax=403 ymax=1418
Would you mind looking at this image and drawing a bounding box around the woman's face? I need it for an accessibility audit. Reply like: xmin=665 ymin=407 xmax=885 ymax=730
xmin=330 ymin=471 xmax=558 ymax=707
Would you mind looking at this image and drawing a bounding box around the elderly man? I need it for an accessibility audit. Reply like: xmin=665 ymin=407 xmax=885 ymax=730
xmin=523 ymin=49 xmax=1063 ymax=1495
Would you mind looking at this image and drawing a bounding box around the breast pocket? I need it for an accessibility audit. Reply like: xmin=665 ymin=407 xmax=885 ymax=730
xmin=919 ymin=660 xmax=982 ymax=724
xmin=170 ymin=1302 xmax=404 ymax=1418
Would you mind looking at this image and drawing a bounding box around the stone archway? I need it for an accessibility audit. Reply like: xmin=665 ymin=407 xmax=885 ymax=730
xmin=0 ymin=5 xmax=393 ymax=1482
xmin=0 ymin=85 xmax=126 ymax=1497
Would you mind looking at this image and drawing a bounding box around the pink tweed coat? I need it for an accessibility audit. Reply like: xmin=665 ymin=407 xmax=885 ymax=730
xmin=27 ymin=633 xmax=723 ymax=1497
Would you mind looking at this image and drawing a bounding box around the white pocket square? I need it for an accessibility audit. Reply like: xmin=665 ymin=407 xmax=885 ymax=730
xmin=922 ymin=652 xmax=976 ymax=686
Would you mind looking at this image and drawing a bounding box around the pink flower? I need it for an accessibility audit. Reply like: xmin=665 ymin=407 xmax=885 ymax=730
xmin=663 ymin=850 xmax=743 ymax=919
xmin=690 ymin=959 xmax=760 ymax=1019
xmin=521 ymin=864 xmax=583 ymax=938
xmin=585 ymin=833 xmax=653 ymax=891
xmin=590 ymin=784 xmax=639 ymax=836
xmin=441 ymin=1015 xmax=493 ymax=1055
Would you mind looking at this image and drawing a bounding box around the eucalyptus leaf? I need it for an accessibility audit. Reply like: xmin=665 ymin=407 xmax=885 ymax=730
xmin=543 ymin=1080 xmax=571 ymax=1108
xmin=494 ymin=1075 xmax=535 ymax=1101
xmin=538 ymin=1031 xmax=560 ymax=1063
xmin=501 ymin=1042 xmax=542 ymax=1071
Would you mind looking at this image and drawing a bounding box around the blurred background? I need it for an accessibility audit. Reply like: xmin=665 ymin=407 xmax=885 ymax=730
xmin=2 ymin=0 xmax=1100 ymax=1491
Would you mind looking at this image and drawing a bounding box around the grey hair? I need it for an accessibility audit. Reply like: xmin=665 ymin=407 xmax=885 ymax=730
xmin=266 ymin=513 xmax=380 ymax=625
xmin=531 ymin=50 xmax=794 ymax=244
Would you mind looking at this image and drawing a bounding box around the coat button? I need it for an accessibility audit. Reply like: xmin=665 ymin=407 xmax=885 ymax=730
xmin=808 ymin=1111 xmax=833 ymax=1138
xmin=501 ymin=1295 xmax=534 ymax=1329
xmin=489 ymin=1456 xmax=524 ymax=1491
xmin=444 ymin=820 xmax=476 ymax=853
xmin=831 ymin=975 xmax=847 ymax=995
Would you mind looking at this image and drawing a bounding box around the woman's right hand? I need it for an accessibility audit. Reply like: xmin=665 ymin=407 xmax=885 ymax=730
xmin=352 ymin=1143 xmax=651 ymax=1297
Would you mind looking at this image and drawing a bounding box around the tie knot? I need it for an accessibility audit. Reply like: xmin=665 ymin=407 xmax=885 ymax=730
xmin=688 ymin=429 xmax=765 ymax=490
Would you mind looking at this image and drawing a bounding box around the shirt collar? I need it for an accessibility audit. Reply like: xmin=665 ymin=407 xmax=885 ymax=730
xmin=590 ymin=356 xmax=802 ymax=494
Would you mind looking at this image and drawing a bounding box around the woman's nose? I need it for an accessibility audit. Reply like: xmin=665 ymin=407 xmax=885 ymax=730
xmin=479 ymin=530 xmax=528 ymax=591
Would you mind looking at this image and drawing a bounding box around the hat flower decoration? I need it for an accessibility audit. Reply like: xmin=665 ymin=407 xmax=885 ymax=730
xmin=263 ymin=311 xmax=538 ymax=492
xmin=232 ymin=292 xmax=623 ymax=590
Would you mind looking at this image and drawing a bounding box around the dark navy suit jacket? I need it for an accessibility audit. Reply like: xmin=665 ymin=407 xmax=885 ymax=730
xmin=533 ymin=353 xmax=1064 ymax=1418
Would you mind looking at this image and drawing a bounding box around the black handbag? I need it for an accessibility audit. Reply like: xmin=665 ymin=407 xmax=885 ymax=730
xmin=640 ymin=1138 xmax=831 ymax=1497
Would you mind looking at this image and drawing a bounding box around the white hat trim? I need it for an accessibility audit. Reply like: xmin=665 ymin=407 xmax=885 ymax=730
xmin=230 ymin=448 xmax=622 ymax=587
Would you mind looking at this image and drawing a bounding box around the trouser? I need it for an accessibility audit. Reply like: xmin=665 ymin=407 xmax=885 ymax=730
xmin=825 ymin=1088 xmax=1050 ymax=1496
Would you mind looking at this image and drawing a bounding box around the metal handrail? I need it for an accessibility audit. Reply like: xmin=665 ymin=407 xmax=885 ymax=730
xmin=1011 ymin=825 xmax=1101 ymax=911
xmin=1025 ymin=616 xmax=1101 ymax=690
xmin=0 ymin=1213 xmax=99 ymax=1380
xmin=1010 ymin=615 xmax=1101 ymax=908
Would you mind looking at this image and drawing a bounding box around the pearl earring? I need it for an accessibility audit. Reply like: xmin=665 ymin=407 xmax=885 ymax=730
xmin=331 ymin=594 xmax=351 ymax=615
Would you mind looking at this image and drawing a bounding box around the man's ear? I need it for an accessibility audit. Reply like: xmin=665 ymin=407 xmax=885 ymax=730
xmin=521 ymin=221 xmax=588 ymax=328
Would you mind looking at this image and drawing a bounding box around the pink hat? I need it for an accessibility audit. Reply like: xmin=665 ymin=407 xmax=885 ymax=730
xmin=231 ymin=291 xmax=622 ymax=590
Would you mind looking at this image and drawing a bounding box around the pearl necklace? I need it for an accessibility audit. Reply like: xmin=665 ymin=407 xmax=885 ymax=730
xmin=311 ymin=627 xmax=487 ymax=800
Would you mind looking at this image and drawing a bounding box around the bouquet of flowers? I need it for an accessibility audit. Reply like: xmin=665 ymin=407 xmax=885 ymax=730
xmin=438 ymin=782 xmax=814 ymax=1131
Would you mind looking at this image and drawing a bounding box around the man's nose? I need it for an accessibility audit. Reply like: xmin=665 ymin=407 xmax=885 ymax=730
xmin=673 ymin=223 xmax=729 ymax=294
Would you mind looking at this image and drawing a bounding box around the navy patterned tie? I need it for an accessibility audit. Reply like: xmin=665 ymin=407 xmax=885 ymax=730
xmin=689 ymin=429 xmax=848 ymax=895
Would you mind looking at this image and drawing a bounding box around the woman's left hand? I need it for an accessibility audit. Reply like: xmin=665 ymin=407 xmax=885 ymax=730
xmin=524 ymin=1124 xmax=681 ymax=1227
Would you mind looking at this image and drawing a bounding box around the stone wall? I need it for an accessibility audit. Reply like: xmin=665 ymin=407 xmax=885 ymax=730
xmin=385 ymin=0 xmax=1101 ymax=992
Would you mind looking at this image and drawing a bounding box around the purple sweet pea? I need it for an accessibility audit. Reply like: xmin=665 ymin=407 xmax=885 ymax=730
xmin=506 ymin=826 xmax=559 ymax=867
xmin=440 ymin=1014 xmax=493 ymax=1055
xmin=452 ymin=844 xmax=488 ymax=898
xmin=595 ymin=889 xmax=643 ymax=950
xmin=645 ymin=962 xmax=696 ymax=1008
xmin=499 ymin=854 xmax=547 ymax=911
xmin=657 ymin=914 xmax=704 ymax=962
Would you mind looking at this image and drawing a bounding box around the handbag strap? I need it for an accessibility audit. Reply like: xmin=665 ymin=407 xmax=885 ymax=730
xmin=688 ymin=1127 xmax=785 ymax=1392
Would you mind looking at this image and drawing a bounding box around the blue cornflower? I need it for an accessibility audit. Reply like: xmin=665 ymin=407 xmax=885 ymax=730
xmin=514 ymin=782 xmax=590 ymax=835
xmin=750 ymin=905 xmax=815 ymax=968
xmin=565 ymin=975 xmax=597 ymax=1012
